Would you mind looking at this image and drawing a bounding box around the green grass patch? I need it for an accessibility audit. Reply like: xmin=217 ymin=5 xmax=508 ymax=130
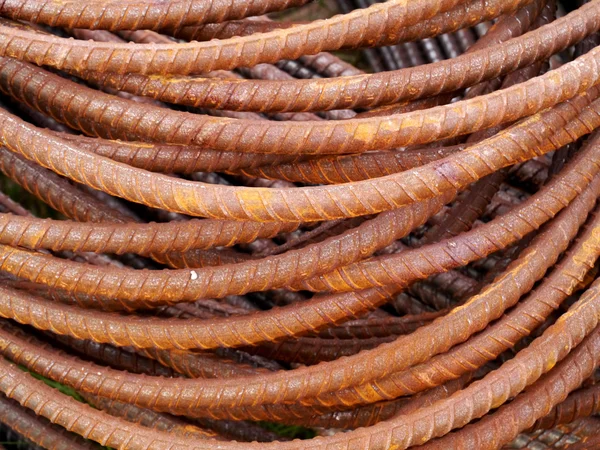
xmin=259 ymin=421 xmax=316 ymax=440
xmin=24 ymin=369 xmax=87 ymax=403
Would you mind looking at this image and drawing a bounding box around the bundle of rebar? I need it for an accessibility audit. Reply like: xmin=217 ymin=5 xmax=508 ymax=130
xmin=0 ymin=0 xmax=599 ymax=449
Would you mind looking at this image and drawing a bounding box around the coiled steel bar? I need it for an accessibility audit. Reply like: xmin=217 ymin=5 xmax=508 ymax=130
xmin=0 ymin=1 xmax=598 ymax=449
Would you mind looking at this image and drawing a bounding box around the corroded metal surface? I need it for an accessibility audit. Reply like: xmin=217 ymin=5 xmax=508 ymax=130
xmin=0 ymin=1 xmax=598 ymax=449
